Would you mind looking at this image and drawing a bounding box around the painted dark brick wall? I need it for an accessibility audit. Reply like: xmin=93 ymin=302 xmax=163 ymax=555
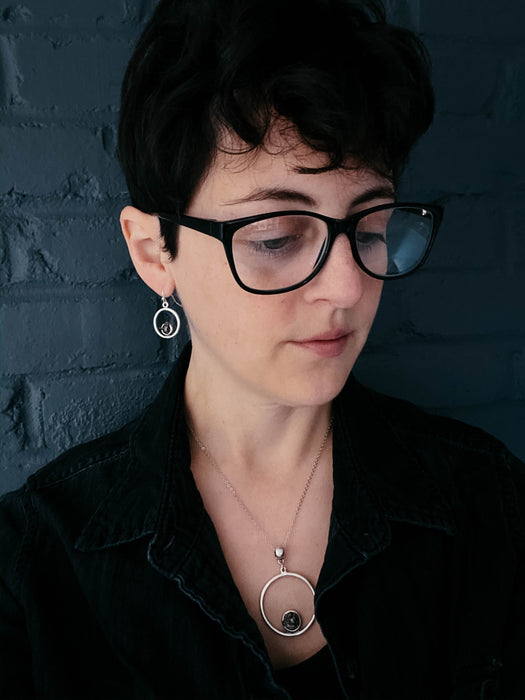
xmin=1 ymin=1 xmax=524 ymax=495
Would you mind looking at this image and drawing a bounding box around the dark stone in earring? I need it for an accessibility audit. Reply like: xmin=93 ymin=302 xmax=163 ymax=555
xmin=160 ymin=322 xmax=173 ymax=336
xmin=281 ymin=610 xmax=302 ymax=633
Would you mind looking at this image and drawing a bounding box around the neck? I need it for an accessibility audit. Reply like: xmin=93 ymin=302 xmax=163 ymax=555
xmin=184 ymin=350 xmax=333 ymax=485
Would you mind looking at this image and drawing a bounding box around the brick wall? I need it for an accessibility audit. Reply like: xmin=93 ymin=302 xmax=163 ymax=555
xmin=1 ymin=1 xmax=524 ymax=495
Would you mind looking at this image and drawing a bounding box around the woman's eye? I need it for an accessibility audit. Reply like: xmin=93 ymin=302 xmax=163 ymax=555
xmin=248 ymin=234 xmax=301 ymax=255
xmin=233 ymin=216 xmax=323 ymax=261
xmin=356 ymin=231 xmax=386 ymax=248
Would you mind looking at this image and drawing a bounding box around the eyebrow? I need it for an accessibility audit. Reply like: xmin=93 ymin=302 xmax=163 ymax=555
xmin=223 ymin=184 xmax=395 ymax=211
xmin=351 ymin=185 xmax=396 ymax=208
xmin=224 ymin=187 xmax=316 ymax=207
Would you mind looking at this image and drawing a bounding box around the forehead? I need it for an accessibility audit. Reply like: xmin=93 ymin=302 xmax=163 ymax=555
xmin=217 ymin=121 xmax=331 ymax=171
xmin=189 ymin=123 xmax=392 ymax=213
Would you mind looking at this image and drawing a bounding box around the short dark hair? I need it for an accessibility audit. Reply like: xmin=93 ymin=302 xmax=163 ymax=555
xmin=118 ymin=0 xmax=434 ymax=256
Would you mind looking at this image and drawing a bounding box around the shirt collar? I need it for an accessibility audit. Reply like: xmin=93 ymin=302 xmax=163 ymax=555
xmin=331 ymin=377 xmax=456 ymax=554
xmin=76 ymin=345 xmax=457 ymax=555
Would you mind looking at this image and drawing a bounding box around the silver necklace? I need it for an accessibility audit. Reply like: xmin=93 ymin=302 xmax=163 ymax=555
xmin=187 ymin=417 xmax=333 ymax=637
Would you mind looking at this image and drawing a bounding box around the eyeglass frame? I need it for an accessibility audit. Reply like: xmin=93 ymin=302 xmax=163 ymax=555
xmin=157 ymin=201 xmax=444 ymax=295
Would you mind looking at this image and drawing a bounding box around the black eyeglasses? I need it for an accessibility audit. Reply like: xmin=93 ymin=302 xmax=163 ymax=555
xmin=158 ymin=202 xmax=443 ymax=295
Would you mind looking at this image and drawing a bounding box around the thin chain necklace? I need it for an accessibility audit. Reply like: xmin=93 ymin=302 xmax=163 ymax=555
xmin=187 ymin=417 xmax=333 ymax=637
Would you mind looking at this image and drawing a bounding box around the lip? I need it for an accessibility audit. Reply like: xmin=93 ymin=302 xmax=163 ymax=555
xmin=291 ymin=330 xmax=351 ymax=358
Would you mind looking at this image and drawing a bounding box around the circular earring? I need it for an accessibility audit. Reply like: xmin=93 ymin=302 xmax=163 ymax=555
xmin=153 ymin=295 xmax=180 ymax=339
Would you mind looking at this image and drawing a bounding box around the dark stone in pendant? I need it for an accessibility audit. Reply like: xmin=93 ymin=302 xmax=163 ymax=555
xmin=281 ymin=610 xmax=302 ymax=633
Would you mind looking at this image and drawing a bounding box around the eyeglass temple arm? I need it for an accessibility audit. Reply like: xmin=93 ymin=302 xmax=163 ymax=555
xmin=158 ymin=213 xmax=223 ymax=240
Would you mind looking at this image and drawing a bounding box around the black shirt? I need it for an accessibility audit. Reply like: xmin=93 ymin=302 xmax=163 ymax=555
xmin=273 ymin=645 xmax=346 ymax=699
xmin=0 ymin=345 xmax=524 ymax=699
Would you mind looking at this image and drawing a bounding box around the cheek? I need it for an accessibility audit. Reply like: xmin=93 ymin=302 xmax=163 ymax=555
xmin=172 ymin=238 xmax=280 ymax=345
xmin=367 ymin=279 xmax=384 ymax=309
xmin=171 ymin=233 xmax=229 ymax=305
xmin=359 ymin=278 xmax=383 ymax=329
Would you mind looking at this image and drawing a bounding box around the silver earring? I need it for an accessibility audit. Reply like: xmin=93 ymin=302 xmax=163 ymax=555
xmin=153 ymin=295 xmax=180 ymax=339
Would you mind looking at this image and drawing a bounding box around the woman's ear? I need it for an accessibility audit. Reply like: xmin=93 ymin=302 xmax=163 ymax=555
xmin=120 ymin=206 xmax=175 ymax=297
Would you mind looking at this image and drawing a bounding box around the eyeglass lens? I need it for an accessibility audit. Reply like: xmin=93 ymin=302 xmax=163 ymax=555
xmin=231 ymin=206 xmax=435 ymax=291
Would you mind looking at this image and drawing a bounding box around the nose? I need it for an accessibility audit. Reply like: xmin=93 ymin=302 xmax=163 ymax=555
xmin=303 ymin=233 xmax=365 ymax=307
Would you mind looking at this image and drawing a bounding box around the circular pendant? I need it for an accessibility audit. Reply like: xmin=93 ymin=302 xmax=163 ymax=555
xmin=259 ymin=571 xmax=315 ymax=637
xmin=153 ymin=306 xmax=180 ymax=339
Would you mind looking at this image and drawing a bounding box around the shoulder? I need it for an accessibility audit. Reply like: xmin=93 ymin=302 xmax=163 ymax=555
xmin=0 ymin=350 xmax=188 ymax=590
xmin=346 ymin=378 xmax=525 ymax=544
xmin=0 ymin=349 xmax=189 ymax=505
xmin=0 ymin=419 xmax=138 ymax=590
xmin=1 ymin=416 xmax=137 ymax=507
xmin=354 ymin=378 xmax=521 ymax=465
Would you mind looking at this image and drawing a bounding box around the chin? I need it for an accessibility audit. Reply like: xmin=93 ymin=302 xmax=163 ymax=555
xmin=282 ymin=365 xmax=353 ymax=408
xmin=308 ymin=378 xmax=350 ymax=406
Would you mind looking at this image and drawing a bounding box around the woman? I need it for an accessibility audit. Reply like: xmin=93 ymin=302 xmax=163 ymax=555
xmin=1 ymin=0 xmax=523 ymax=698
